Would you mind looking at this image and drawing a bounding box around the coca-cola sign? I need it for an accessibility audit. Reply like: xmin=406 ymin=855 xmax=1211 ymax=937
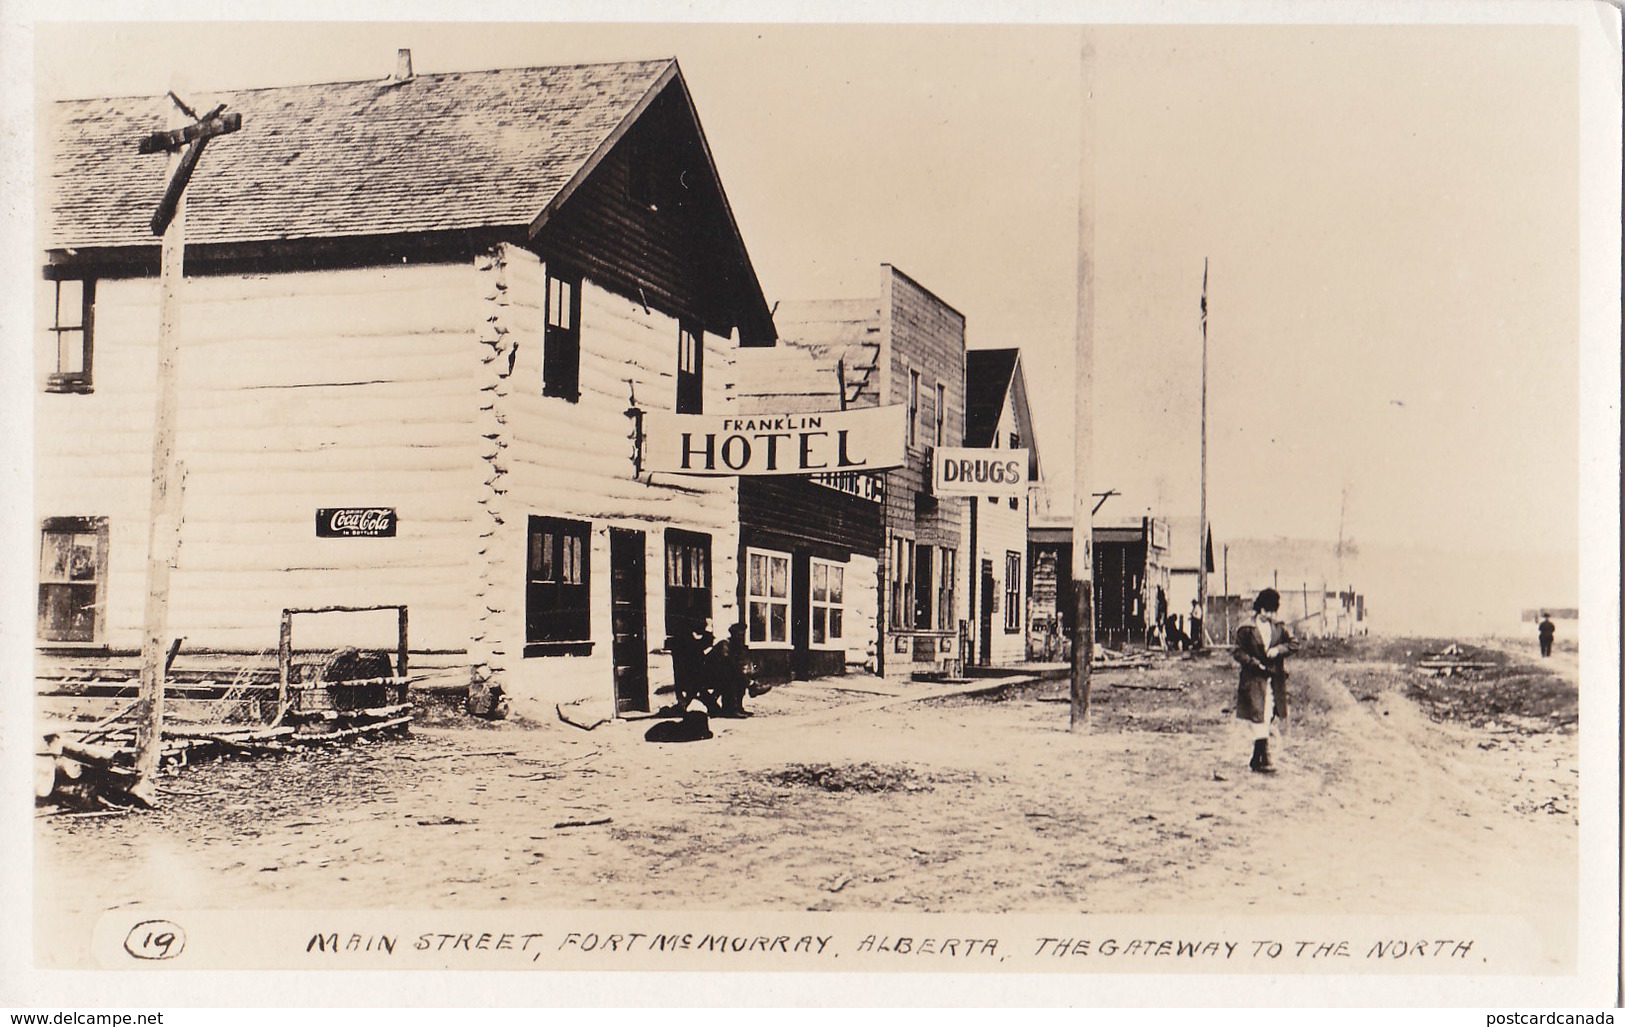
xmin=317 ymin=508 xmax=397 ymax=538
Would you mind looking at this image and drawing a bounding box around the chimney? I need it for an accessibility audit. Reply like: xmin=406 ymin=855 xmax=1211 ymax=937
xmin=393 ymin=49 xmax=413 ymax=82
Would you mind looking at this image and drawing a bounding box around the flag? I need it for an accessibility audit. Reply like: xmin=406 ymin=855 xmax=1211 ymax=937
xmin=1200 ymin=257 xmax=1208 ymax=335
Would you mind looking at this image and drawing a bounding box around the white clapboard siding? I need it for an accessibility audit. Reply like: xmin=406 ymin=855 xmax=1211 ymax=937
xmin=974 ymin=399 xmax=1030 ymax=667
xmin=35 ymin=261 xmax=484 ymax=656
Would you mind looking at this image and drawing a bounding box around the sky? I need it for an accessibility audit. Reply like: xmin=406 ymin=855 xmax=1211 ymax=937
xmin=19 ymin=10 xmax=1607 ymax=624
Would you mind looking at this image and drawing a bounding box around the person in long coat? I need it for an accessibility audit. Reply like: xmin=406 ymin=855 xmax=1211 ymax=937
xmin=1233 ymin=587 xmax=1293 ymax=773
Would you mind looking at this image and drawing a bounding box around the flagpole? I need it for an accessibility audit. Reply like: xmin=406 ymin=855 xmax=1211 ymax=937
xmin=1197 ymin=258 xmax=1208 ymax=640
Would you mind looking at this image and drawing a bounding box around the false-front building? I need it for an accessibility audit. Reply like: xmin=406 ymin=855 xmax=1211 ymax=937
xmin=770 ymin=268 xmax=969 ymax=681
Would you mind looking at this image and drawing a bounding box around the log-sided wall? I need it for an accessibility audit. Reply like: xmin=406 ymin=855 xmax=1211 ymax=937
xmin=470 ymin=243 xmax=740 ymax=721
xmin=34 ymin=263 xmax=484 ymax=664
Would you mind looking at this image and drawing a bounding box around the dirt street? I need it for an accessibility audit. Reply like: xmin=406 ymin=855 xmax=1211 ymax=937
xmin=34 ymin=636 xmax=1578 ymax=970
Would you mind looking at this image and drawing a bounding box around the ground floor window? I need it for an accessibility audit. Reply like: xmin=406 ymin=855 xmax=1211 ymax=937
xmin=664 ymin=528 xmax=712 ymax=637
xmin=913 ymin=543 xmax=935 ymax=629
xmin=1005 ymin=550 xmax=1022 ymax=633
xmin=746 ymin=547 xmax=790 ymax=647
xmin=937 ymin=547 xmax=956 ymax=631
xmin=810 ymin=558 xmax=845 ymax=648
xmin=526 ymin=515 xmax=591 ymax=654
xmin=38 ymin=516 xmax=107 ymax=643
xmin=889 ymin=536 xmax=914 ymax=629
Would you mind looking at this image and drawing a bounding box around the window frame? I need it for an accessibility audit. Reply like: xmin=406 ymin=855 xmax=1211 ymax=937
xmin=663 ymin=528 xmax=712 ymax=638
xmin=541 ymin=267 xmax=582 ymax=403
xmin=1004 ymin=550 xmax=1023 ymax=633
xmin=46 ymin=277 xmax=95 ymax=394
xmin=934 ymin=382 xmax=947 ymax=447
xmin=913 ymin=542 xmax=935 ymax=630
xmin=676 ymin=322 xmax=704 ymax=414
xmin=524 ymin=515 xmax=593 ymax=657
xmin=744 ymin=546 xmax=792 ymax=649
xmin=890 ymin=536 xmax=915 ymax=630
xmin=937 ymin=546 xmax=956 ymax=633
xmin=809 ymin=557 xmax=847 ymax=649
xmin=37 ymin=516 xmax=109 ymax=645
xmin=907 ymin=368 xmax=921 ymax=449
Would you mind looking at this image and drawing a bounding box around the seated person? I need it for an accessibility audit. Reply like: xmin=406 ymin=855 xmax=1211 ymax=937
xmin=704 ymin=623 xmax=754 ymax=718
xmin=664 ymin=620 xmax=718 ymax=715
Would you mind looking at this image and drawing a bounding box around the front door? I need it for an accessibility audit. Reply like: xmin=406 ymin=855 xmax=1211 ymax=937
xmin=609 ymin=528 xmax=649 ymax=713
xmin=979 ymin=559 xmax=995 ymax=666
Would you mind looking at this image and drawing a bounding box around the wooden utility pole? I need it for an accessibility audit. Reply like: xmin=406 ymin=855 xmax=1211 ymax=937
xmin=1070 ymin=32 xmax=1097 ymax=732
xmin=130 ymin=92 xmax=241 ymax=805
xmin=1197 ymin=258 xmax=1209 ymax=635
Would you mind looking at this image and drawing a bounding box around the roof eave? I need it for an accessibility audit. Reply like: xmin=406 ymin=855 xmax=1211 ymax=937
xmin=525 ymin=59 xmax=776 ymax=345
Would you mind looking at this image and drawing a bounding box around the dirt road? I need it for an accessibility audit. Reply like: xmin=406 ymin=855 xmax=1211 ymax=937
xmin=34 ymin=637 xmax=1578 ymax=970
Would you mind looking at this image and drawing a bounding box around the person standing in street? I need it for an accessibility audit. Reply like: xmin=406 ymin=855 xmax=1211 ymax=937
xmin=1233 ymin=588 xmax=1293 ymax=773
xmin=1538 ymin=613 xmax=1556 ymax=658
xmin=1189 ymin=598 xmax=1205 ymax=652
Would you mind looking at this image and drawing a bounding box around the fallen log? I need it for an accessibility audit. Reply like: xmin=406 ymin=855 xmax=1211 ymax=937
xmin=59 ymin=740 xmax=138 ymax=778
xmin=166 ymin=725 xmax=295 ymax=741
xmin=552 ymin=817 xmax=611 ymax=829
xmin=74 ymin=699 xmax=144 ymax=744
xmin=286 ymin=715 xmax=412 ymax=743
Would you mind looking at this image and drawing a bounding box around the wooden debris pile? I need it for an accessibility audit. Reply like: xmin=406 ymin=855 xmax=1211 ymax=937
xmin=36 ymin=676 xmax=415 ymax=811
xmin=1092 ymin=647 xmax=1155 ymax=670
xmin=1415 ymin=643 xmax=1499 ymax=677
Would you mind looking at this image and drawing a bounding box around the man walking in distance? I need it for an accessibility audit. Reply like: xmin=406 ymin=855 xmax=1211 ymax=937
xmin=1233 ymin=588 xmax=1293 ymax=773
xmin=1537 ymin=612 xmax=1556 ymax=658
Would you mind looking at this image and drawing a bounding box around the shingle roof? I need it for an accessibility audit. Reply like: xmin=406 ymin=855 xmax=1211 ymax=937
xmin=964 ymin=348 xmax=1020 ymax=447
xmin=46 ymin=60 xmax=675 ymax=249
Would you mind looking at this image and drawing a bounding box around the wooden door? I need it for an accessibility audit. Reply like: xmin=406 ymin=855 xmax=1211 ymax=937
xmin=609 ymin=528 xmax=649 ymax=713
xmin=979 ymin=559 xmax=995 ymax=666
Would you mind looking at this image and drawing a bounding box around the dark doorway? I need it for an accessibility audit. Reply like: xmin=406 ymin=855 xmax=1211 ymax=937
xmin=979 ymin=558 xmax=995 ymax=666
xmin=609 ymin=528 xmax=649 ymax=713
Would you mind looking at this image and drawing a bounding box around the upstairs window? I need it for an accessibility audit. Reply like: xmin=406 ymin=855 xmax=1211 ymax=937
xmin=676 ymin=324 xmax=704 ymax=414
xmin=542 ymin=269 xmax=581 ymax=402
xmin=934 ymin=383 xmax=946 ymax=447
xmin=47 ymin=278 xmax=94 ymax=394
xmin=1009 ymin=432 xmax=1023 ymax=509
xmin=38 ymin=516 xmax=107 ymax=643
xmin=907 ymin=369 xmax=920 ymax=448
xmin=525 ymin=515 xmax=591 ymax=655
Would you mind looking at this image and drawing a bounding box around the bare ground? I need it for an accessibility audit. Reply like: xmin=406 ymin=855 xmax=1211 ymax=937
xmin=34 ymin=636 xmax=1578 ymax=969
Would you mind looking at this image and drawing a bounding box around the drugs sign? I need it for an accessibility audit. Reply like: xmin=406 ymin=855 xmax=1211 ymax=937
xmin=931 ymin=447 xmax=1029 ymax=498
xmin=643 ymin=406 xmax=907 ymax=476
